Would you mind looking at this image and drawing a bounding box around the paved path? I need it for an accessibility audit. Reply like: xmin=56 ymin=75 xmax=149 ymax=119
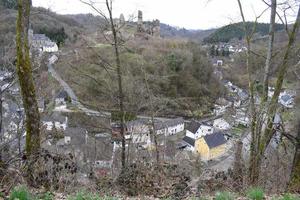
xmin=48 ymin=62 xmax=110 ymax=117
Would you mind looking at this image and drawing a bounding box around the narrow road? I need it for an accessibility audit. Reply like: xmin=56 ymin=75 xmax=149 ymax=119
xmin=48 ymin=62 xmax=110 ymax=117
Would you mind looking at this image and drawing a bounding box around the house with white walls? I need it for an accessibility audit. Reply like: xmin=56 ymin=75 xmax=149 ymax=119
xmin=155 ymin=118 xmax=185 ymax=136
xmin=42 ymin=113 xmax=68 ymax=131
xmin=213 ymin=118 xmax=231 ymax=130
xmin=125 ymin=119 xmax=151 ymax=144
xmin=186 ymin=121 xmax=214 ymax=139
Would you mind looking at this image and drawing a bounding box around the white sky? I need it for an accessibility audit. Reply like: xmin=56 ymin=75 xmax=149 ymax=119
xmin=32 ymin=0 xmax=298 ymax=30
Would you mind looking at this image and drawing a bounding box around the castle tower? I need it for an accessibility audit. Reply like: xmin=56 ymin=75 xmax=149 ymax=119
xmin=119 ymin=13 xmax=125 ymax=24
xmin=137 ymin=10 xmax=143 ymax=32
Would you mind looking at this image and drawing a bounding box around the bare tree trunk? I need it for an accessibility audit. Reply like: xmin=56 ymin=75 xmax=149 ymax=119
xmin=106 ymin=0 xmax=126 ymax=169
xmin=140 ymin=64 xmax=160 ymax=165
xmin=236 ymin=0 xmax=258 ymax=184
xmin=262 ymin=0 xmax=276 ymax=103
xmin=0 ymin=93 xmax=2 ymax=143
xmin=288 ymin=120 xmax=300 ymax=192
xmin=249 ymin=4 xmax=300 ymax=185
xmin=0 ymin=93 xmax=2 ymax=165
xmin=232 ymin=140 xmax=244 ymax=191
xmin=16 ymin=0 xmax=40 ymax=156
xmin=259 ymin=5 xmax=300 ymax=158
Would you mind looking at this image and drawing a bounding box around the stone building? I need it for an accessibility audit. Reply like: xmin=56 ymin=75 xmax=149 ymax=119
xmin=28 ymin=29 xmax=58 ymax=53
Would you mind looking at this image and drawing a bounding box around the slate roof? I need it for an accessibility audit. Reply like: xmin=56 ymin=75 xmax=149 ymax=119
xmin=33 ymin=34 xmax=50 ymax=41
xmin=183 ymin=136 xmax=195 ymax=146
xmin=186 ymin=121 xmax=201 ymax=133
xmin=281 ymin=94 xmax=292 ymax=103
xmin=154 ymin=121 xmax=165 ymax=130
xmin=56 ymin=90 xmax=68 ymax=99
xmin=165 ymin=117 xmax=184 ymax=127
xmin=203 ymin=132 xmax=226 ymax=149
xmin=154 ymin=117 xmax=184 ymax=130
xmin=126 ymin=119 xmax=149 ymax=129
xmin=238 ymin=90 xmax=249 ymax=100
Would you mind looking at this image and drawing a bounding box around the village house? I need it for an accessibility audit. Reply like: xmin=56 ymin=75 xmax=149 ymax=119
xmin=125 ymin=119 xmax=151 ymax=144
xmin=28 ymin=29 xmax=58 ymax=53
xmin=55 ymin=90 xmax=69 ymax=107
xmin=217 ymin=60 xmax=223 ymax=66
xmin=42 ymin=113 xmax=68 ymax=131
xmin=186 ymin=121 xmax=214 ymax=139
xmin=111 ymin=118 xmax=184 ymax=148
xmin=213 ymin=97 xmax=232 ymax=116
xmin=237 ymin=89 xmax=248 ymax=103
xmin=154 ymin=118 xmax=185 ymax=136
xmin=234 ymin=109 xmax=250 ymax=127
xmin=195 ymin=132 xmax=227 ymax=160
xmin=213 ymin=118 xmax=231 ymax=130
xmin=182 ymin=136 xmax=195 ymax=151
xmin=279 ymin=93 xmax=294 ymax=108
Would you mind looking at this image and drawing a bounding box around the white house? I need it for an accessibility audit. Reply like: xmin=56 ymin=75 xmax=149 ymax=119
xmin=43 ymin=43 xmax=58 ymax=53
xmin=28 ymin=29 xmax=59 ymax=53
xmin=217 ymin=60 xmax=223 ymax=66
xmin=213 ymin=118 xmax=231 ymax=130
xmin=125 ymin=119 xmax=151 ymax=144
xmin=214 ymin=105 xmax=227 ymax=116
xmin=64 ymin=136 xmax=71 ymax=144
xmin=42 ymin=115 xmax=68 ymax=131
xmin=182 ymin=136 xmax=195 ymax=151
xmin=235 ymin=116 xmax=249 ymax=127
xmin=55 ymin=90 xmax=68 ymax=108
xmin=155 ymin=118 xmax=185 ymax=136
xmin=279 ymin=93 xmax=294 ymax=108
xmin=186 ymin=121 xmax=214 ymax=139
xmin=268 ymin=87 xmax=275 ymax=98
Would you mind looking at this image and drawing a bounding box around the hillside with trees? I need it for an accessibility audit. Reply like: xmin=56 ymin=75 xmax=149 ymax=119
xmin=0 ymin=0 xmax=300 ymax=199
xmin=203 ymin=22 xmax=285 ymax=43
xmin=56 ymin=36 xmax=223 ymax=118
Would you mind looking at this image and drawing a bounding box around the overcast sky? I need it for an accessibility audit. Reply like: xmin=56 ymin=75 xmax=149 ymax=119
xmin=32 ymin=0 xmax=297 ymax=30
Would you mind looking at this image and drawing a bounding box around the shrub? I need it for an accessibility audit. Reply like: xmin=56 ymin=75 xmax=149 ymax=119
xmin=39 ymin=192 xmax=54 ymax=200
xmin=9 ymin=186 xmax=33 ymax=200
xmin=247 ymin=187 xmax=264 ymax=200
xmin=215 ymin=191 xmax=234 ymax=200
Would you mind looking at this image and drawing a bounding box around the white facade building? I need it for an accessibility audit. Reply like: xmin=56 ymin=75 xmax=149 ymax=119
xmin=155 ymin=118 xmax=185 ymax=136
xmin=213 ymin=118 xmax=231 ymax=130
xmin=186 ymin=121 xmax=214 ymax=139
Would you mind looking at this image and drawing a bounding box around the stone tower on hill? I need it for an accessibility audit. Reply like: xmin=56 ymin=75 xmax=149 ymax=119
xmin=136 ymin=10 xmax=160 ymax=38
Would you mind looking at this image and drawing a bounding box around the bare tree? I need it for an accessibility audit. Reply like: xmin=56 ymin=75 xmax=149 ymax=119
xmin=237 ymin=0 xmax=300 ymax=184
xmin=16 ymin=0 xmax=40 ymax=156
xmin=262 ymin=0 xmax=277 ymax=103
xmin=80 ymin=0 xmax=127 ymax=169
